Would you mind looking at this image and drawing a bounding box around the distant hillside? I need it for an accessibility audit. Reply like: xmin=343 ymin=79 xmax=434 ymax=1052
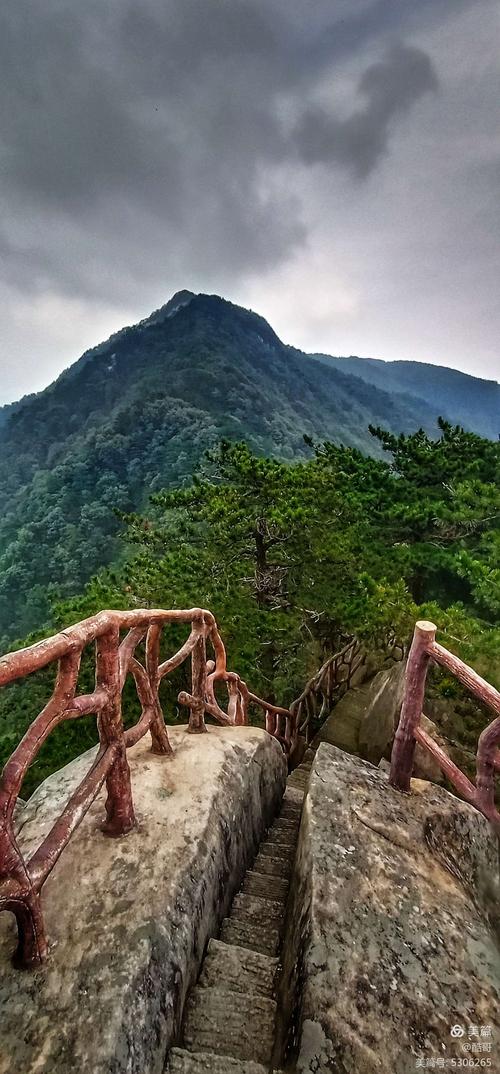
xmin=0 ymin=397 xmax=34 ymax=430
xmin=0 ymin=290 xmax=495 ymax=643
xmin=311 ymin=353 xmax=499 ymax=440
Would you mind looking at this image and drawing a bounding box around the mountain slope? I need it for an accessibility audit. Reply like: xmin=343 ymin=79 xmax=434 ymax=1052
xmin=0 ymin=291 xmax=492 ymax=643
xmin=311 ymin=353 xmax=500 ymax=440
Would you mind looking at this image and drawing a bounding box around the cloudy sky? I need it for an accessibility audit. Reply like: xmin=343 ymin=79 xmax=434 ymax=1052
xmin=1 ymin=0 xmax=498 ymax=403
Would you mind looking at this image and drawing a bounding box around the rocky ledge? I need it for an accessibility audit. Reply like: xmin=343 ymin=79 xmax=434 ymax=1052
xmin=285 ymin=743 xmax=500 ymax=1074
xmin=0 ymin=726 xmax=286 ymax=1074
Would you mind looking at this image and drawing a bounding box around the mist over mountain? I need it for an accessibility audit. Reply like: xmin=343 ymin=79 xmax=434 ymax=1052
xmin=0 ymin=290 xmax=497 ymax=642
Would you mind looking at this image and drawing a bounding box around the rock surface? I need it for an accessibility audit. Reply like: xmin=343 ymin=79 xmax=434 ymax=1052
xmin=358 ymin=660 xmax=446 ymax=782
xmin=287 ymin=743 xmax=500 ymax=1074
xmin=358 ymin=660 xmax=406 ymax=763
xmin=311 ymin=681 xmax=372 ymax=755
xmin=0 ymin=726 xmax=286 ymax=1074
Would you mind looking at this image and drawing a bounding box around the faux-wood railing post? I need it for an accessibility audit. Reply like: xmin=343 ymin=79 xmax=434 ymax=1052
xmin=146 ymin=624 xmax=173 ymax=756
xmin=0 ymin=814 xmax=48 ymax=968
xmin=187 ymin=618 xmax=207 ymax=734
xmin=475 ymin=718 xmax=500 ymax=821
xmin=97 ymin=627 xmax=136 ymax=836
xmin=390 ymin=620 xmax=436 ymax=792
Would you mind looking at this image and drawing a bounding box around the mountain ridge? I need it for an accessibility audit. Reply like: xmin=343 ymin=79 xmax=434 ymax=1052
xmin=311 ymin=352 xmax=499 ymax=440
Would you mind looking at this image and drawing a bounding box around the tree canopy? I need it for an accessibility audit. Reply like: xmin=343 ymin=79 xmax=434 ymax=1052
xmin=1 ymin=420 xmax=498 ymax=794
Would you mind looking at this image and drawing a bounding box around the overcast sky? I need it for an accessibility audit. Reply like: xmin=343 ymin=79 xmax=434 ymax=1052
xmin=1 ymin=0 xmax=498 ymax=403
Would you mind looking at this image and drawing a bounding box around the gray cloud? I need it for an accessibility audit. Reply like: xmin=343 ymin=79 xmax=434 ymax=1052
xmin=0 ymin=1 xmax=306 ymax=303
xmin=0 ymin=0 xmax=498 ymax=399
xmin=294 ymin=43 xmax=438 ymax=177
xmin=0 ymin=4 xmax=439 ymax=298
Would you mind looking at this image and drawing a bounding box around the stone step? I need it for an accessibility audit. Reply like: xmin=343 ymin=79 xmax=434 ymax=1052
xmin=183 ymin=987 xmax=277 ymax=1065
xmin=252 ymin=852 xmax=291 ymax=880
xmin=265 ymin=825 xmax=297 ymax=847
xmin=281 ymin=787 xmax=304 ymax=808
xmin=243 ymin=870 xmax=289 ymax=903
xmin=285 ymin=780 xmax=305 ymax=795
xmin=198 ymin=939 xmax=279 ymax=998
xmin=270 ymin=815 xmax=298 ymax=831
xmin=279 ymin=800 xmax=302 ymax=820
xmin=289 ymin=764 xmax=309 ymax=781
xmin=231 ymin=892 xmax=284 ymax=929
xmin=289 ymin=761 xmax=309 ymax=774
xmin=287 ymin=770 xmax=308 ymax=790
xmin=167 ymin=1048 xmax=268 ymax=1074
xmin=259 ymin=839 xmax=295 ymax=862
xmin=269 ymin=818 xmax=299 ymax=838
xmin=282 ymin=785 xmax=305 ymax=807
xmin=303 ymin=747 xmax=317 ymax=765
xmin=220 ymin=916 xmax=280 ymax=956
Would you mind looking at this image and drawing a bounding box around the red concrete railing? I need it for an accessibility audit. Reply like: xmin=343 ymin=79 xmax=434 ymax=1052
xmin=291 ymin=637 xmax=365 ymax=743
xmin=293 ymin=633 xmax=405 ymax=744
xmin=0 ymin=608 xmax=296 ymax=969
xmin=390 ymin=620 xmax=500 ymax=832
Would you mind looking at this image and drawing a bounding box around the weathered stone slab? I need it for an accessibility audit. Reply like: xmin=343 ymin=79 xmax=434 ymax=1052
xmin=271 ymin=815 xmax=299 ymax=831
xmin=220 ymin=916 xmax=281 ymax=955
xmin=265 ymin=824 xmax=297 ymax=846
xmin=279 ymin=799 xmax=303 ymax=820
xmin=259 ymin=840 xmax=295 ymax=862
xmin=243 ymin=871 xmax=289 ymax=902
xmin=168 ymin=1046 xmax=268 ymax=1073
xmin=231 ymin=892 xmax=285 ymax=928
xmin=287 ymin=744 xmax=500 ymax=1074
xmin=198 ymin=938 xmax=279 ymax=998
xmin=253 ymin=851 xmax=291 ymax=878
xmin=0 ymin=726 xmax=286 ymax=1074
xmin=182 ymin=987 xmax=276 ymax=1064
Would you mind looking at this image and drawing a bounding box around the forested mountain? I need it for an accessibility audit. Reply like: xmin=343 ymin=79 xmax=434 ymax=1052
xmin=312 ymin=353 xmax=500 ymax=440
xmin=0 ymin=398 xmax=32 ymax=431
xmin=2 ymin=426 xmax=499 ymax=794
xmin=0 ymin=290 xmax=497 ymax=644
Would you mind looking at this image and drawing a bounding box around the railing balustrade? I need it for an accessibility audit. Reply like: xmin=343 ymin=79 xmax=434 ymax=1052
xmin=4 ymin=611 xmax=498 ymax=971
xmin=0 ymin=608 xmax=296 ymax=969
xmin=390 ymin=620 xmax=500 ymax=832
xmin=292 ymin=637 xmax=366 ymax=743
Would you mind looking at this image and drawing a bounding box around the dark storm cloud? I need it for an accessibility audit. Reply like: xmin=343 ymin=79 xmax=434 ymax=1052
xmin=305 ymin=0 xmax=472 ymax=67
xmin=0 ymin=1 xmax=438 ymax=303
xmin=1 ymin=0 xmax=497 ymax=397
xmin=294 ymin=43 xmax=438 ymax=177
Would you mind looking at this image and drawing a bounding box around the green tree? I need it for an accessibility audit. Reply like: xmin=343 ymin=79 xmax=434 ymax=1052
xmin=2 ymin=422 xmax=498 ymax=793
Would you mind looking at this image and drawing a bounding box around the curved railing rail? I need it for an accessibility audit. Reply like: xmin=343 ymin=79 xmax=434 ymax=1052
xmin=290 ymin=637 xmax=365 ymax=743
xmin=0 ymin=608 xmax=296 ymax=969
xmin=292 ymin=633 xmax=405 ymax=743
xmin=390 ymin=620 xmax=500 ymax=833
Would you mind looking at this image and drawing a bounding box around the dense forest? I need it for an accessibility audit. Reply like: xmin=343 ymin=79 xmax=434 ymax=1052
xmin=0 ymin=291 xmax=496 ymax=645
xmin=1 ymin=419 xmax=498 ymax=795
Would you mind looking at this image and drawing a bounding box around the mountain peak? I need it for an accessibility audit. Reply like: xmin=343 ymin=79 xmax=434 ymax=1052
xmin=165 ymin=289 xmax=196 ymax=315
xmin=141 ymin=289 xmax=196 ymax=328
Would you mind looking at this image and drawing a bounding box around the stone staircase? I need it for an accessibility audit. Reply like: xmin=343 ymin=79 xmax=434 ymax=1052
xmin=166 ymin=752 xmax=314 ymax=1074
